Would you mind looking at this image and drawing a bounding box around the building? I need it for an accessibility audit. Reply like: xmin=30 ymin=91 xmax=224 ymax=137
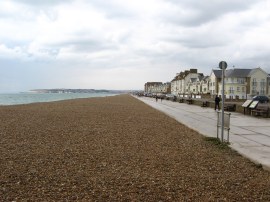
xmin=248 ymin=68 xmax=269 ymax=97
xmin=144 ymin=82 xmax=171 ymax=94
xmin=210 ymin=67 xmax=269 ymax=99
xmin=200 ymin=76 xmax=210 ymax=94
xmin=171 ymin=69 xmax=204 ymax=96
xmin=145 ymin=66 xmax=269 ymax=100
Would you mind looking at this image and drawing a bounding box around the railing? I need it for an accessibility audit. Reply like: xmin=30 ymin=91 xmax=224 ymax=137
xmin=225 ymin=81 xmax=246 ymax=84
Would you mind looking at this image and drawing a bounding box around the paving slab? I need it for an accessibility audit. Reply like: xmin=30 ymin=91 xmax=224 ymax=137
xmin=135 ymin=96 xmax=270 ymax=171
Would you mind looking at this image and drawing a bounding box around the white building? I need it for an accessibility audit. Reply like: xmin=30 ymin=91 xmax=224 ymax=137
xmin=171 ymin=69 xmax=205 ymax=96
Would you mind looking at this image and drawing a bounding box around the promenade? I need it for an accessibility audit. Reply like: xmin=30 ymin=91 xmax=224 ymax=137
xmin=136 ymin=96 xmax=270 ymax=171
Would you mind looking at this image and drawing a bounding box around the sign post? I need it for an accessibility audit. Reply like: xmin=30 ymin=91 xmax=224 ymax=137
xmin=219 ymin=61 xmax=227 ymax=142
xmin=217 ymin=111 xmax=231 ymax=142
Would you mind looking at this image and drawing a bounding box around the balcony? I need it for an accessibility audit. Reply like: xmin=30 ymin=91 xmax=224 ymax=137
xmin=225 ymin=81 xmax=246 ymax=84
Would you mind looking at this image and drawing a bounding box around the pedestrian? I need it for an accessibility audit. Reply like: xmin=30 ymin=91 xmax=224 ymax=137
xmin=156 ymin=96 xmax=158 ymax=102
xmin=214 ymin=95 xmax=221 ymax=111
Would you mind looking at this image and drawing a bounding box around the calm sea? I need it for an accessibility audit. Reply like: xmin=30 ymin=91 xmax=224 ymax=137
xmin=0 ymin=92 xmax=117 ymax=106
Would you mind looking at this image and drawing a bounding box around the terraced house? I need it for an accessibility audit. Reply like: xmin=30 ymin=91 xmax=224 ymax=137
xmin=210 ymin=67 xmax=269 ymax=99
xmin=145 ymin=67 xmax=270 ymax=100
xmin=171 ymin=69 xmax=205 ymax=96
xmin=144 ymin=82 xmax=171 ymax=95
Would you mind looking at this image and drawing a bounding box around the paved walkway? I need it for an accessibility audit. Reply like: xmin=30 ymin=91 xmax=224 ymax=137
xmin=135 ymin=96 xmax=270 ymax=171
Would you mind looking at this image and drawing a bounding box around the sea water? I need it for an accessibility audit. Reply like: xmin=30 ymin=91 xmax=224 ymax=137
xmin=0 ymin=92 xmax=117 ymax=106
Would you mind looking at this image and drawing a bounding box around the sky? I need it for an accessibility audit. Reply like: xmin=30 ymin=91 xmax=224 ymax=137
xmin=1 ymin=0 xmax=270 ymax=93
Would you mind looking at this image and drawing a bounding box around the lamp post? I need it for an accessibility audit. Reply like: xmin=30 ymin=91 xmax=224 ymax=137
xmin=219 ymin=61 xmax=227 ymax=142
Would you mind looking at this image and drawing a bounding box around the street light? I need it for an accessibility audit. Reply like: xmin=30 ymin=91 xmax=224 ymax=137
xmin=219 ymin=61 xmax=227 ymax=142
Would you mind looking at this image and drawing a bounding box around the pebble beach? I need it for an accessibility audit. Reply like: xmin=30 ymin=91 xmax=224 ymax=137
xmin=0 ymin=94 xmax=270 ymax=201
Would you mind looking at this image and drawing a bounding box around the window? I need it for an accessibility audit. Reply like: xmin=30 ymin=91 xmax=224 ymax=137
xmin=237 ymin=87 xmax=240 ymax=92
xmin=252 ymin=89 xmax=257 ymax=95
xmin=242 ymin=87 xmax=245 ymax=92
xmin=252 ymin=78 xmax=257 ymax=86
xmin=260 ymin=79 xmax=266 ymax=87
xmin=237 ymin=78 xmax=245 ymax=84
xmin=229 ymin=87 xmax=234 ymax=94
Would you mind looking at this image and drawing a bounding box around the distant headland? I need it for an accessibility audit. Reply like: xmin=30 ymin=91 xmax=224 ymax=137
xmin=30 ymin=89 xmax=132 ymax=94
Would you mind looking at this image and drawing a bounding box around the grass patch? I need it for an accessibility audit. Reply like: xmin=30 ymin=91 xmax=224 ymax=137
xmin=204 ymin=137 xmax=230 ymax=150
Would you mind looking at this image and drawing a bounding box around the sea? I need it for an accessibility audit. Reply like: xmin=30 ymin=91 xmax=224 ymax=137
xmin=0 ymin=92 xmax=117 ymax=106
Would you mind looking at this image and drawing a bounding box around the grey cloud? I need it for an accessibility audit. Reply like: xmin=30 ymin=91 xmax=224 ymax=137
xmin=135 ymin=48 xmax=169 ymax=59
xmin=50 ymin=36 xmax=118 ymax=53
xmin=39 ymin=48 xmax=60 ymax=57
xmin=239 ymin=53 xmax=270 ymax=69
xmin=163 ymin=0 xmax=259 ymax=26
xmin=0 ymin=2 xmax=58 ymax=22
xmin=12 ymin=0 xmax=74 ymax=7
xmin=1 ymin=0 xmax=269 ymax=93
xmin=69 ymin=41 xmax=117 ymax=53
xmin=0 ymin=12 xmax=11 ymax=19
xmin=86 ymin=0 xmax=136 ymax=19
xmin=1 ymin=39 xmax=30 ymax=49
xmin=166 ymin=36 xmax=226 ymax=49
xmin=48 ymin=27 xmax=133 ymax=54
xmin=163 ymin=27 xmax=231 ymax=49
xmin=167 ymin=0 xmax=256 ymax=12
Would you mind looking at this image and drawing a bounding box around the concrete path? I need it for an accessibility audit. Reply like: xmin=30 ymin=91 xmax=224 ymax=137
xmin=135 ymin=96 xmax=270 ymax=171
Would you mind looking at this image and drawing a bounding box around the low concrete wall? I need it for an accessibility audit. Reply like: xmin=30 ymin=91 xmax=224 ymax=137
xmin=148 ymin=96 xmax=269 ymax=117
xmin=168 ymin=97 xmax=269 ymax=117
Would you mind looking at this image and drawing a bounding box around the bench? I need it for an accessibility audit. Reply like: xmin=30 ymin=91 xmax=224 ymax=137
xmin=251 ymin=105 xmax=269 ymax=117
xmin=201 ymin=101 xmax=208 ymax=107
xmin=186 ymin=99 xmax=193 ymax=104
xmin=224 ymin=104 xmax=236 ymax=112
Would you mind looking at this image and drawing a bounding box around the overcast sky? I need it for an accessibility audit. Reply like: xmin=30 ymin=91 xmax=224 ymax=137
xmin=1 ymin=0 xmax=270 ymax=92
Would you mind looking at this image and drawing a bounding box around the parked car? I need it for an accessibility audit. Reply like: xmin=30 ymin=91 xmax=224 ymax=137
xmin=157 ymin=93 xmax=166 ymax=98
xmin=165 ymin=94 xmax=175 ymax=98
xmin=164 ymin=94 xmax=173 ymax=100
xmin=252 ymin=95 xmax=269 ymax=103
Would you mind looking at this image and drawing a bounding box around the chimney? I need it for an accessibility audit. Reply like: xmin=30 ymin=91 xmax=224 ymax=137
xmin=190 ymin=69 xmax=197 ymax=73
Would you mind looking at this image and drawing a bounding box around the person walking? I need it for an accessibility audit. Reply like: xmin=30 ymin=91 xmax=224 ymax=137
xmin=214 ymin=95 xmax=221 ymax=111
